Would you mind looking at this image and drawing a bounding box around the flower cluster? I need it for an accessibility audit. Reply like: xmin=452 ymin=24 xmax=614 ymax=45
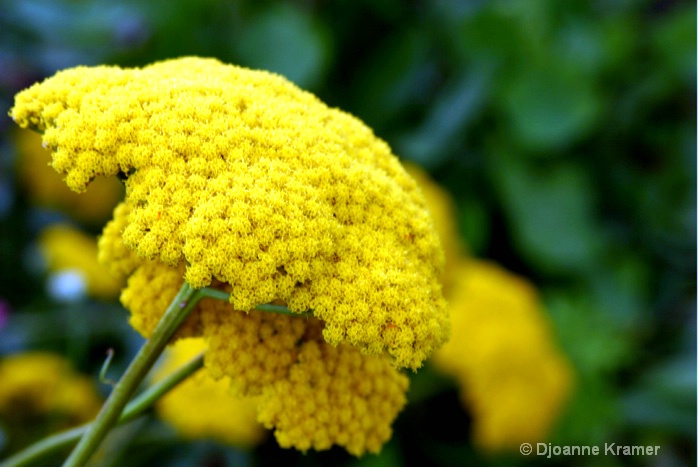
xmin=431 ymin=260 xmax=573 ymax=450
xmin=202 ymin=300 xmax=409 ymax=455
xmin=408 ymin=164 xmax=573 ymax=451
xmin=152 ymin=338 xmax=265 ymax=449
xmin=0 ymin=352 xmax=102 ymax=452
xmin=10 ymin=57 xmax=448 ymax=455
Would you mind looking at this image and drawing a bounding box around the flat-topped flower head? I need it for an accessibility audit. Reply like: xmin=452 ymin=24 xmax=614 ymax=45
xmin=10 ymin=57 xmax=449 ymax=455
xmin=10 ymin=57 xmax=448 ymax=371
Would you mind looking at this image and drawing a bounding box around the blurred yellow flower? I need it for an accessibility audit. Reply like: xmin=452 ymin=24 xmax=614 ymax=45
xmin=13 ymin=130 xmax=123 ymax=226
xmin=10 ymin=57 xmax=449 ymax=455
xmin=38 ymin=224 xmax=123 ymax=300
xmin=431 ymin=260 xmax=573 ymax=451
xmin=406 ymin=163 xmax=572 ymax=451
xmin=402 ymin=162 xmax=464 ymax=292
xmin=0 ymin=352 xmax=102 ymax=452
xmin=153 ymin=338 xmax=265 ymax=449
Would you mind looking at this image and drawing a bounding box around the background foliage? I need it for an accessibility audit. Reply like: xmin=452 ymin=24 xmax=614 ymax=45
xmin=0 ymin=0 xmax=695 ymax=466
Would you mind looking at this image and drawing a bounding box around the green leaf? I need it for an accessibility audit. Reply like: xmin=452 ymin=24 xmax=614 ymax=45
xmin=489 ymin=152 xmax=603 ymax=273
xmin=583 ymin=253 xmax=651 ymax=331
xmin=500 ymin=66 xmax=600 ymax=151
xmin=620 ymin=355 xmax=696 ymax=437
xmin=544 ymin=290 xmax=634 ymax=376
xmin=350 ymin=28 xmax=438 ymax=131
xmin=453 ymin=0 xmax=549 ymax=69
xmin=652 ymin=5 xmax=696 ymax=85
xmin=395 ymin=66 xmax=492 ymax=168
xmin=235 ymin=3 xmax=331 ymax=89
xmin=550 ymin=373 xmax=623 ymax=447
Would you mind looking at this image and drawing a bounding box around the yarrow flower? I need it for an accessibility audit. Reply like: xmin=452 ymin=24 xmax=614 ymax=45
xmin=10 ymin=57 xmax=448 ymax=455
xmin=431 ymin=260 xmax=573 ymax=451
xmin=406 ymin=164 xmax=573 ymax=452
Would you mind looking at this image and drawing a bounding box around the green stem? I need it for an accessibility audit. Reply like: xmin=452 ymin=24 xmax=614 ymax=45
xmin=198 ymin=287 xmax=313 ymax=317
xmin=62 ymin=283 xmax=200 ymax=467
xmin=3 ymin=284 xmax=311 ymax=467
xmin=119 ymin=352 xmax=204 ymax=425
xmin=0 ymin=353 xmax=204 ymax=467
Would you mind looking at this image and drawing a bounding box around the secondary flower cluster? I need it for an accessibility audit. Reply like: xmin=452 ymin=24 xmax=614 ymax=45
xmin=431 ymin=260 xmax=572 ymax=450
xmin=10 ymin=57 xmax=448 ymax=455
xmin=0 ymin=352 xmax=102 ymax=453
xmin=408 ymin=164 xmax=573 ymax=451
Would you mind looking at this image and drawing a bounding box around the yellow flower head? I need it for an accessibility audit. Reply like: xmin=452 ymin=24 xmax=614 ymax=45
xmin=13 ymin=129 xmax=123 ymax=226
xmin=0 ymin=352 xmax=102 ymax=447
xmin=152 ymin=338 xmax=265 ymax=449
xmin=10 ymin=56 xmax=448 ymax=370
xmin=10 ymin=57 xmax=448 ymax=455
xmin=431 ymin=260 xmax=573 ymax=451
xmin=38 ymin=224 xmax=123 ymax=300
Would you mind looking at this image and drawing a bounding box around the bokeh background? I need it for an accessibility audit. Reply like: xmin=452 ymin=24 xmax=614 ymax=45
xmin=0 ymin=0 xmax=695 ymax=466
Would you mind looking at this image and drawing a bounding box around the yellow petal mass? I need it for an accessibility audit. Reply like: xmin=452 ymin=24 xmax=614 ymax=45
xmin=10 ymin=57 xmax=449 ymax=455
xmin=10 ymin=57 xmax=448 ymax=370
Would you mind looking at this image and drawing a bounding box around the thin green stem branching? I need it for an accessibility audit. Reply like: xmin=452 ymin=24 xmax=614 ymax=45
xmin=4 ymin=283 xmax=312 ymax=467
xmin=99 ymin=349 xmax=116 ymax=386
xmin=198 ymin=287 xmax=314 ymax=317
xmin=0 ymin=353 xmax=204 ymax=467
xmin=62 ymin=283 xmax=199 ymax=467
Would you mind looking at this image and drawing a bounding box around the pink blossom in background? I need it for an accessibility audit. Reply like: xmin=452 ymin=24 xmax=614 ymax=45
xmin=0 ymin=299 xmax=9 ymax=331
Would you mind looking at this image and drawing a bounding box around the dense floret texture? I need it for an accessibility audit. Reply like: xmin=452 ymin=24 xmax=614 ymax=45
xmin=11 ymin=57 xmax=448 ymax=370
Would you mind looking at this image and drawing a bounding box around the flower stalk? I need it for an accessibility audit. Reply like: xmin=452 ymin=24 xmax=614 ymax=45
xmin=62 ymin=282 xmax=199 ymax=467
xmin=0 ymin=353 xmax=204 ymax=467
xmin=0 ymin=282 xmax=304 ymax=467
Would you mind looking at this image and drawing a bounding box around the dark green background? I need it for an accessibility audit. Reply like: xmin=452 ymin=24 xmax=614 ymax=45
xmin=0 ymin=0 xmax=695 ymax=466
